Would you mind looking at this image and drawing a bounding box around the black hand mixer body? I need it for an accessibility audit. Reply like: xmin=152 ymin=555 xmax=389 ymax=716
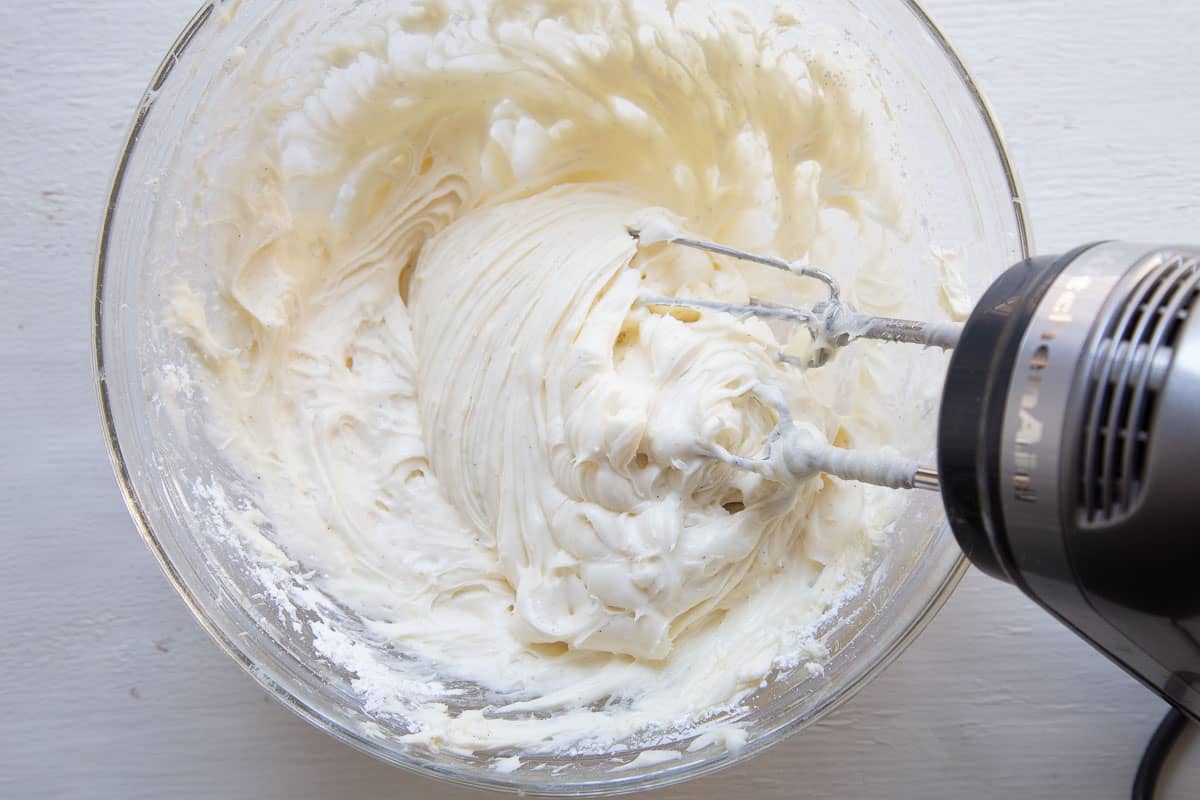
xmin=938 ymin=242 xmax=1200 ymax=721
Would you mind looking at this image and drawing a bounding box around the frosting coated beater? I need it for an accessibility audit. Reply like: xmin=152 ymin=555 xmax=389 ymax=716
xmin=631 ymin=226 xmax=955 ymax=492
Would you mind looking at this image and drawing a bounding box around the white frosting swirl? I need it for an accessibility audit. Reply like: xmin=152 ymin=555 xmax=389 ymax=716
xmin=163 ymin=0 xmax=935 ymax=757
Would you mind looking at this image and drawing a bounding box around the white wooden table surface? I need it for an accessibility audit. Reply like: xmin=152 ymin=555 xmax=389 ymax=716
xmin=2 ymin=1 xmax=1198 ymax=797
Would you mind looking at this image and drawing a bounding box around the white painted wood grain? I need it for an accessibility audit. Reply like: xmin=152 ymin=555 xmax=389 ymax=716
xmin=1 ymin=1 xmax=1197 ymax=797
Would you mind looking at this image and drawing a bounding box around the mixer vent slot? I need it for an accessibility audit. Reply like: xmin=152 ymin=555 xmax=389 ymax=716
xmin=1079 ymin=254 xmax=1199 ymax=525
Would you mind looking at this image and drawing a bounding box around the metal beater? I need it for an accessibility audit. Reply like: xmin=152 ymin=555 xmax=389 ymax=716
xmin=630 ymin=226 xmax=953 ymax=491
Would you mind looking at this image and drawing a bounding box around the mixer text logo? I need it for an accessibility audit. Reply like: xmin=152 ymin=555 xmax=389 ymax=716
xmin=1012 ymin=275 xmax=1093 ymax=503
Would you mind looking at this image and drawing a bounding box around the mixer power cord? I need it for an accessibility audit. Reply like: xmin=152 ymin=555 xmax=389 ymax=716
xmin=1132 ymin=706 xmax=1191 ymax=800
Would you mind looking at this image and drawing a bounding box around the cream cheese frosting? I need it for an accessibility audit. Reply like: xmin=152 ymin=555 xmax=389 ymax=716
xmin=164 ymin=0 xmax=946 ymax=759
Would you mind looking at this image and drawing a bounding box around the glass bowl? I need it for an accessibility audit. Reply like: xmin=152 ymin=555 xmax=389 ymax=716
xmin=94 ymin=0 xmax=1029 ymax=795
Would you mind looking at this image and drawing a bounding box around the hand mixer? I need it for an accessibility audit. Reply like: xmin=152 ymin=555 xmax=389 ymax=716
xmin=632 ymin=229 xmax=1200 ymax=727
